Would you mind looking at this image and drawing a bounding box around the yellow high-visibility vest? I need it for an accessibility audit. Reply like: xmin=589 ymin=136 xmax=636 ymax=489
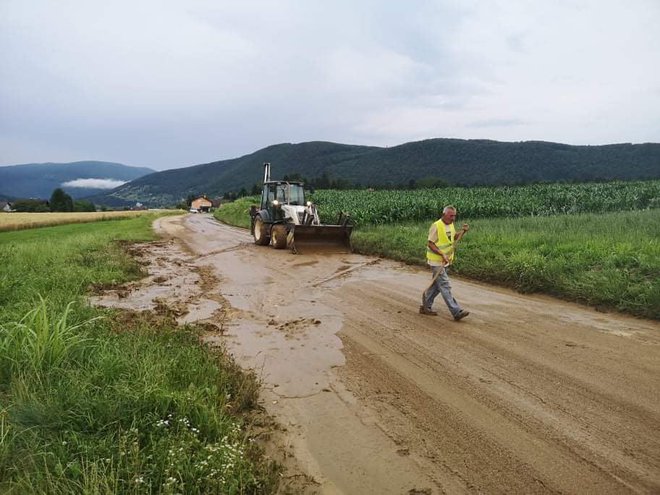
xmin=427 ymin=219 xmax=456 ymax=263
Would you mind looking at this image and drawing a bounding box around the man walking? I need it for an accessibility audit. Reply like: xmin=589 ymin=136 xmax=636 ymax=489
xmin=420 ymin=205 xmax=470 ymax=321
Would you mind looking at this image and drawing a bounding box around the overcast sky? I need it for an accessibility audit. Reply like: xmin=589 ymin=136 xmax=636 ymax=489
xmin=1 ymin=0 xmax=659 ymax=171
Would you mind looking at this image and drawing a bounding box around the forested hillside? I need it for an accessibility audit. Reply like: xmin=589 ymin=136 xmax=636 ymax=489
xmin=90 ymin=139 xmax=660 ymax=207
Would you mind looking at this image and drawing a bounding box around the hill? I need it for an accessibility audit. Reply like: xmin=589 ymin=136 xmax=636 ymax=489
xmin=89 ymin=142 xmax=377 ymax=207
xmin=0 ymin=161 xmax=156 ymax=200
xmin=90 ymin=139 xmax=660 ymax=208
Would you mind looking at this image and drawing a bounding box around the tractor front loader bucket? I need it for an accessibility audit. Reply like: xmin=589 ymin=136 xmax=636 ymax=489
xmin=289 ymin=224 xmax=353 ymax=254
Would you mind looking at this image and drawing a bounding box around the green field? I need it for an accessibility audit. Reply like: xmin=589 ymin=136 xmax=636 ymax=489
xmin=216 ymin=182 xmax=659 ymax=319
xmin=311 ymin=180 xmax=660 ymax=224
xmin=0 ymin=214 xmax=277 ymax=494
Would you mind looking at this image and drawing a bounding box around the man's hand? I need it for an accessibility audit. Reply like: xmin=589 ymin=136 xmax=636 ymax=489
xmin=455 ymin=224 xmax=469 ymax=243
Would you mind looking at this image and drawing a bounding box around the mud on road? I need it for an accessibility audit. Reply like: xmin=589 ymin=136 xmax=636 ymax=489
xmin=92 ymin=214 xmax=660 ymax=494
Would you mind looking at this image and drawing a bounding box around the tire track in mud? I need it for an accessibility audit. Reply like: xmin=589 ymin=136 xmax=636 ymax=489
xmin=325 ymin=280 xmax=660 ymax=493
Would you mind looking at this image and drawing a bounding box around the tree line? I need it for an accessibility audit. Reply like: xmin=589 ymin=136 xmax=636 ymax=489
xmin=9 ymin=188 xmax=97 ymax=212
xmin=218 ymin=173 xmax=453 ymax=200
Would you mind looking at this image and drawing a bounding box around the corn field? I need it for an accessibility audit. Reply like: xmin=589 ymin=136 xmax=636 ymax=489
xmin=311 ymin=180 xmax=660 ymax=225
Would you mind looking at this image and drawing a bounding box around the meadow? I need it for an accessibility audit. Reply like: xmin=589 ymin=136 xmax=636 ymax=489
xmin=0 ymin=210 xmax=169 ymax=232
xmin=0 ymin=214 xmax=278 ymax=493
xmin=216 ymin=181 xmax=659 ymax=319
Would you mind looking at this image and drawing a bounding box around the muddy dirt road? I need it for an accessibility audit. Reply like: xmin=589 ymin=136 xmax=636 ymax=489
xmin=93 ymin=214 xmax=660 ymax=494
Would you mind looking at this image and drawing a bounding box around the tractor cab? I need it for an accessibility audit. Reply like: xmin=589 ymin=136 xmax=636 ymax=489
xmin=261 ymin=181 xmax=305 ymax=208
xmin=261 ymin=181 xmax=306 ymax=222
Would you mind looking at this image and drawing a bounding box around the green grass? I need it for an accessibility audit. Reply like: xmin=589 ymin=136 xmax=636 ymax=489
xmin=0 ymin=213 xmax=278 ymax=494
xmin=352 ymin=210 xmax=660 ymax=319
xmin=0 ymin=216 xmax=157 ymax=320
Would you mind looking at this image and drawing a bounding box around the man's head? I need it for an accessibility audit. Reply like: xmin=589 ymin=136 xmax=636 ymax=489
xmin=441 ymin=205 xmax=457 ymax=224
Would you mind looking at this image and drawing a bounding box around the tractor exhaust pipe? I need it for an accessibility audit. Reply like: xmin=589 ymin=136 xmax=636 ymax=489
xmin=263 ymin=162 xmax=271 ymax=183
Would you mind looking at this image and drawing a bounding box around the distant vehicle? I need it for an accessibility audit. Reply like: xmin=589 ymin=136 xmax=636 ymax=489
xmin=189 ymin=208 xmax=199 ymax=213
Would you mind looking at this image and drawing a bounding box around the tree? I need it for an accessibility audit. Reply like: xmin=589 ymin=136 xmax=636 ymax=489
xmin=315 ymin=172 xmax=331 ymax=189
xmin=49 ymin=188 xmax=74 ymax=212
xmin=74 ymin=199 xmax=96 ymax=212
xmin=13 ymin=199 xmax=49 ymax=212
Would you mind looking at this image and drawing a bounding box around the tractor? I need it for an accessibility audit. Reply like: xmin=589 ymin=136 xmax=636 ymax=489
xmin=249 ymin=163 xmax=352 ymax=253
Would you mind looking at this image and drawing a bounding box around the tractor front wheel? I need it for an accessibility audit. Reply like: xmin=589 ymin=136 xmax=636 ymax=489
xmin=271 ymin=225 xmax=287 ymax=249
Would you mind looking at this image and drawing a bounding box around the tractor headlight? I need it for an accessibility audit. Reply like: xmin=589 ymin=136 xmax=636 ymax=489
xmin=306 ymin=201 xmax=312 ymax=207
xmin=272 ymin=200 xmax=280 ymax=207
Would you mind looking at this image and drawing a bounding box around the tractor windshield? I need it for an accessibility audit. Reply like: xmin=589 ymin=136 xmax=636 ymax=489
xmin=276 ymin=183 xmax=305 ymax=205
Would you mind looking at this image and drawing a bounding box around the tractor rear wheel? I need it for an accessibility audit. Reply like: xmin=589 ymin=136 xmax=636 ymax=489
xmin=253 ymin=216 xmax=270 ymax=245
xmin=271 ymin=225 xmax=287 ymax=249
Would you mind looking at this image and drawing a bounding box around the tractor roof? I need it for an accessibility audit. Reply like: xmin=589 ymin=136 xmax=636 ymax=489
xmin=265 ymin=180 xmax=304 ymax=186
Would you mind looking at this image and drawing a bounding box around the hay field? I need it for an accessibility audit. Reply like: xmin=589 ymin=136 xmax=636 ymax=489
xmin=0 ymin=210 xmax=168 ymax=232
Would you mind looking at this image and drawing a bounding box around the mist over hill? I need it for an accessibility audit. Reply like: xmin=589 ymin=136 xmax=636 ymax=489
xmin=0 ymin=161 xmax=156 ymax=200
xmin=89 ymin=138 xmax=660 ymax=208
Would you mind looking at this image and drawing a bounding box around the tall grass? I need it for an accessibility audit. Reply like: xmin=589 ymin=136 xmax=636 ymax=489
xmin=0 ymin=214 xmax=278 ymax=493
xmin=213 ymin=198 xmax=256 ymax=229
xmin=0 ymin=298 xmax=94 ymax=378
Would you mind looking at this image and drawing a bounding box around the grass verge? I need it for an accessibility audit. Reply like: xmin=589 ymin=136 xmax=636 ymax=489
xmin=0 ymin=213 xmax=278 ymax=494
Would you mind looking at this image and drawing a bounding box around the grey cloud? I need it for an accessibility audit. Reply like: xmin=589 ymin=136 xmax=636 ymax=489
xmin=468 ymin=119 xmax=528 ymax=128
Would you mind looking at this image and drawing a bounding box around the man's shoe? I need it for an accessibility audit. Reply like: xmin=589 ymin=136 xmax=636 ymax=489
xmin=454 ymin=310 xmax=470 ymax=321
xmin=419 ymin=306 xmax=438 ymax=316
